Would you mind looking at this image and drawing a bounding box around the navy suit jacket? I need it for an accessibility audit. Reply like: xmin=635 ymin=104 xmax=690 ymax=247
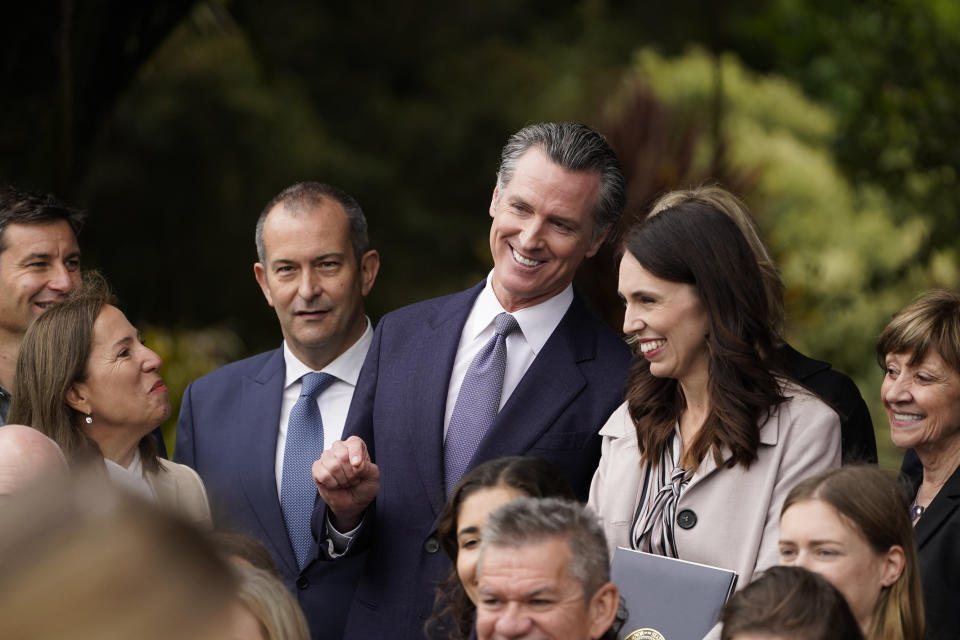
xmin=175 ymin=348 xmax=365 ymax=640
xmin=332 ymin=282 xmax=631 ymax=639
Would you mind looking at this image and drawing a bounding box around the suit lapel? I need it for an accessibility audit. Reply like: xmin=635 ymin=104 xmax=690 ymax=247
xmin=471 ymin=294 xmax=590 ymax=465
xmin=414 ymin=283 xmax=485 ymax=517
xmin=233 ymin=349 xmax=299 ymax=576
xmin=915 ymin=464 xmax=960 ymax=549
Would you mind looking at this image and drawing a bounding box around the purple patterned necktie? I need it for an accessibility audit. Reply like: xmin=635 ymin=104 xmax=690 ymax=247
xmin=281 ymin=371 xmax=335 ymax=569
xmin=444 ymin=312 xmax=520 ymax=495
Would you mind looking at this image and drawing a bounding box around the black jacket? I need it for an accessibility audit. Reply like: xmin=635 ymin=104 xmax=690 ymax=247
xmin=905 ymin=462 xmax=960 ymax=640
xmin=778 ymin=343 xmax=877 ymax=464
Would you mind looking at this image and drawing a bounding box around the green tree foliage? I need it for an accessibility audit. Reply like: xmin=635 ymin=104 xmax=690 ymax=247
xmin=3 ymin=1 xmax=956 ymax=468
xmin=141 ymin=325 xmax=244 ymax=454
xmin=729 ymin=0 xmax=960 ymax=250
xmin=614 ymin=47 xmax=958 ymax=467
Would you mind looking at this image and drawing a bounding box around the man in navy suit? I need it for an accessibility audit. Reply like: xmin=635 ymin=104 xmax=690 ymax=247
xmin=175 ymin=182 xmax=380 ymax=640
xmin=312 ymin=123 xmax=632 ymax=639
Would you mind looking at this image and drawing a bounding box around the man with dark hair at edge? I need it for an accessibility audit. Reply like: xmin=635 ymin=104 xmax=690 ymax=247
xmin=0 ymin=186 xmax=84 ymax=425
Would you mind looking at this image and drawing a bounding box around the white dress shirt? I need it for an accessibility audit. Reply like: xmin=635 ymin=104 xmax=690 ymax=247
xmin=104 ymin=448 xmax=155 ymax=502
xmin=443 ymin=273 xmax=573 ymax=437
xmin=326 ymin=278 xmax=573 ymax=548
xmin=274 ymin=318 xmax=373 ymax=497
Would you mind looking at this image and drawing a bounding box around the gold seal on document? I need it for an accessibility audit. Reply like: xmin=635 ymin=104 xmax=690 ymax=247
xmin=624 ymin=629 xmax=666 ymax=640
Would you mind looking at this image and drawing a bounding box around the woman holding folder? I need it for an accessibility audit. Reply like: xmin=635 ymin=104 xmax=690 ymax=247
xmin=588 ymin=190 xmax=841 ymax=587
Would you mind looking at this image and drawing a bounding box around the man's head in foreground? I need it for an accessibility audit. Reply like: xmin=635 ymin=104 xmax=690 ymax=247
xmin=0 ymin=424 xmax=68 ymax=497
xmin=475 ymin=497 xmax=620 ymax=640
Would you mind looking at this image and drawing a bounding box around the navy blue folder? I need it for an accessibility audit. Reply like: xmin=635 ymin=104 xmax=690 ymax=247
xmin=611 ymin=546 xmax=738 ymax=640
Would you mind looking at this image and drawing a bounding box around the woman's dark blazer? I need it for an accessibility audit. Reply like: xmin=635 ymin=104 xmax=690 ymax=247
xmin=778 ymin=343 xmax=877 ymax=464
xmin=906 ymin=463 xmax=960 ymax=640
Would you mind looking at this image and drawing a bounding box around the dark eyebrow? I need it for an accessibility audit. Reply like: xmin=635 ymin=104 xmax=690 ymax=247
xmin=20 ymin=249 xmax=82 ymax=262
xmin=457 ymin=526 xmax=480 ymax=537
xmin=111 ymin=330 xmax=141 ymax=352
xmin=623 ymin=289 xmax=657 ymax=300
xmin=20 ymin=252 xmax=54 ymax=263
xmin=111 ymin=335 xmax=134 ymax=351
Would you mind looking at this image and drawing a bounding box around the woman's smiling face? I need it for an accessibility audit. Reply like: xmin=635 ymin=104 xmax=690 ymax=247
xmin=455 ymin=485 xmax=526 ymax=604
xmin=618 ymin=251 xmax=710 ymax=386
xmin=882 ymin=349 xmax=960 ymax=453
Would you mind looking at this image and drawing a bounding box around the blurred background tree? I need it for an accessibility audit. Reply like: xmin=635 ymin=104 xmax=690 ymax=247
xmin=2 ymin=0 xmax=957 ymax=466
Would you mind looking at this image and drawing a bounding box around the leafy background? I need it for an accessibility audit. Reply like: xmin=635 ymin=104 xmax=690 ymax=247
xmin=3 ymin=0 xmax=958 ymax=466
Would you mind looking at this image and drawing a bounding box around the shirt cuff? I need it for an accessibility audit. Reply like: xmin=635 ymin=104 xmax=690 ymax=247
xmin=325 ymin=514 xmax=362 ymax=558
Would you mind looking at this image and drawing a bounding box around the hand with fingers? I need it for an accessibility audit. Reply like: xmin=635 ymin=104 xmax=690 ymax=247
xmin=313 ymin=436 xmax=379 ymax=532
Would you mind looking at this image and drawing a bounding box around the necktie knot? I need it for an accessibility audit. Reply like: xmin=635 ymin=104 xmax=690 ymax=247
xmin=494 ymin=312 xmax=519 ymax=337
xmin=300 ymin=372 xmax=335 ymax=399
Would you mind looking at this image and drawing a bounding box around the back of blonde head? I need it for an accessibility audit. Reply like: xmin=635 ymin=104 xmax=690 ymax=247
xmin=234 ymin=565 xmax=311 ymax=640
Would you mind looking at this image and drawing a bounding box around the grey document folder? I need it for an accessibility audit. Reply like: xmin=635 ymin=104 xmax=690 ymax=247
xmin=611 ymin=546 xmax=738 ymax=640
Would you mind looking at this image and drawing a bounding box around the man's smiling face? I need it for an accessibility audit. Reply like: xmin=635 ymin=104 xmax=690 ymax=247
xmin=488 ymin=147 xmax=606 ymax=312
xmin=0 ymin=220 xmax=81 ymax=339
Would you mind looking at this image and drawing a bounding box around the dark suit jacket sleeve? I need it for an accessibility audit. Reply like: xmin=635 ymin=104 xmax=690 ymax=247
xmin=173 ymin=381 xmax=197 ymax=467
xmin=310 ymin=319 xmax=383 ymax=560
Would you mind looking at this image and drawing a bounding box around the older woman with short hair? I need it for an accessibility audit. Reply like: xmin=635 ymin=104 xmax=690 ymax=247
xmin=877 ymin=289 xmax=960 ymax=640
xmin=8 ymin=273 xmax=211 ymax=527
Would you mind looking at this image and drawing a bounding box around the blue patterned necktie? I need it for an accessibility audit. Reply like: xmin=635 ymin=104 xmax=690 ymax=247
xmin=444 ymin=312 xmax=520 ymax=495
xmin=281 ymin=371 xmax=335 ymax=569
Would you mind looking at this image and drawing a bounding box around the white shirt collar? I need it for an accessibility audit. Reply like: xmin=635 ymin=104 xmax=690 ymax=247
xmin=103 ymin=448 xmax=155 ymax=502
xmin=283 ymin=317 xmax=373 ymax=388
xmin=462 ymin=273 xmax=573 ymax=355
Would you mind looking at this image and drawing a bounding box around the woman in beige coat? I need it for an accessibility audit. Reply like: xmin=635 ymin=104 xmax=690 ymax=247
xmin=588 ymin=194 xmax=840 ymax=587
xmin=10 ymin=273 xmax=211 ymax=527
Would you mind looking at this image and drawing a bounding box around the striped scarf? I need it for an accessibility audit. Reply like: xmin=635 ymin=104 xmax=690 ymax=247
xmin=631 ymin=433 xmax=691 ymax=558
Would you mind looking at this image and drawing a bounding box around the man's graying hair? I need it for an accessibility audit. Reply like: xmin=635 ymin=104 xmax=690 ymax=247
xmin=255 ymin=182 xmax=370 ymax=264
xmin=480 ymin=497 xmax=610 ymax=599
xmin=496 ymin=123 xmax=625 ymax=241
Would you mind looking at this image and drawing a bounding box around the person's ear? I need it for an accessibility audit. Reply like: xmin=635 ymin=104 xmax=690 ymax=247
xmin=586 ymin=582 xmax=619 ymax=640
xmin=489 ymin=186 xmax=500 ymax=219
xmin=880 ymin=545 xmax=906 ymax=587
xmin=584 ymin=226 xmax=610 ymax=259
xmin=359 ymin=250 xmax=380 ymax=296
xmin=253 ymin=262 xmax=275 ymax=308
xmin=66 ymin=383 xmax=91 ymax=416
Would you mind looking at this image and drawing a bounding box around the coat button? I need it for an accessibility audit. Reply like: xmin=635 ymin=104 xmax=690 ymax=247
xmin=296 ymin=576 xmax=309 ymax=589
xmin=676 ymin=509 xmax=697 ymax=530
xmin=423 ymin=536 xmax=440 ymax=554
